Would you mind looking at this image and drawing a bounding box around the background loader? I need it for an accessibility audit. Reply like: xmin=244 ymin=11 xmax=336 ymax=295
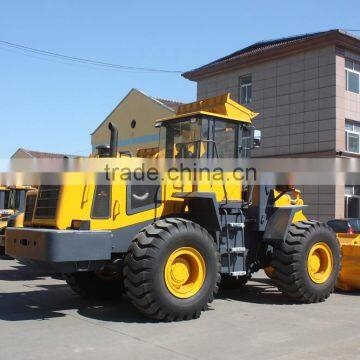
xmin=0 ymin=186 xmax=37 ymax=254
xmin=6 ymin=94 xmax=341 ymax=321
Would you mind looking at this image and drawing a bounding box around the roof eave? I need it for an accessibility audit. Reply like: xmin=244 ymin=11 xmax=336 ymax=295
xmin=183 ymin=30 xmax=360 ymax=81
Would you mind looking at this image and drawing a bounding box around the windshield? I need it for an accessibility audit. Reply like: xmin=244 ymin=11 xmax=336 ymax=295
xmin=159 ymin=116 xmax=247 ymax=159
xmin=159 ymin=117 xmax=209 ymax=158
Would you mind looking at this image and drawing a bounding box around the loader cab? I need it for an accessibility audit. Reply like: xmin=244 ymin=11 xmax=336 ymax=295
xmin=158 ymin=115 xmax=261 ymax=159
xmin=156 ymin=94 xmax=260 ymax=159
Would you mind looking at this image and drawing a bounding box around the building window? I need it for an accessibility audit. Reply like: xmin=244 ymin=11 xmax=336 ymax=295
xmin=239 ymin=74 xmax=252 ymax=105
xmin=345 ymin=120 xmax=360 ymax=153
xmin=345 ymin=185 xmax=360 ymax=218
xmin=345 ymin=59 xmax=360 ymax=94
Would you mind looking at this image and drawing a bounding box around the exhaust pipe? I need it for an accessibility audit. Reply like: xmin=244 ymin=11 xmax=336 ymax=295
xmin=108 ymin=122 xmax=118 ymax=158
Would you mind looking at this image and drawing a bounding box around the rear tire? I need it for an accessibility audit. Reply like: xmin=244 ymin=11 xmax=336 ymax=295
xmin=123 ymin=218 xmax=220 ymax=321
xmin=65 ymin=271 xmax=123 ymax=300
xmin=271 ymin=221 xmax=341 ymax=303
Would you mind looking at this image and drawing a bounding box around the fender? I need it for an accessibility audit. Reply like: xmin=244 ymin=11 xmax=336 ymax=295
xmin=263 ymin=205 xmax=307 ymax=242
xmin=172 ymin=192 xmax=221 ymax=231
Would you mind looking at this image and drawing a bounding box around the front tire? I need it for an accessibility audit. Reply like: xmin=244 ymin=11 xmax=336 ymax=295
xmin=271 ymin=221 xmax=341 ymax=303
xmin=123 ymin=218 xmax=220 ymax=321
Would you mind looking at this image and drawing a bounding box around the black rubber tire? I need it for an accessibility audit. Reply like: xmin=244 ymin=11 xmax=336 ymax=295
xmin=65 ymin=271 xmax=123 ymax=300
xmin=123 ymin=218 xmax=220 ymax=321
xmin=219 ymin=274 xmax=249 ymax=290
xmin=271 ymin=220 xmax=341 ymax=303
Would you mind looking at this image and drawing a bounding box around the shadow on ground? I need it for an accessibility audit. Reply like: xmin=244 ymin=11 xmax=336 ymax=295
xmin=0 ymin=283 xmax=152 ymax=323
xmin=0 ymin=262 xmax=152 ymax=323
xmin=0 ymin=265 xmax=306 ymax=324
xmin=218 ymin=277 xmax=298 ymax=305
xmin=0 ymin=254 xmax=14 ymax=261
xmin=0 ymin=258 xmax=51 ymax=281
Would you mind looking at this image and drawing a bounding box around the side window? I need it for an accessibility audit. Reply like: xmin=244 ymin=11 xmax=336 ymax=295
xmin=240 ymin=127 xmax=252 ymax=158
xmin=345 ymin=120 xmax=360 ymax=153
xmin=91 ymin=180 xmax=111 ymax=219
xmin=345 ymin=59 xmax=360 ymax=94
xmin=239 ymin=74 xmax=252 ymax=105
xmin=213 ymin=121 xmax=237 ymax=158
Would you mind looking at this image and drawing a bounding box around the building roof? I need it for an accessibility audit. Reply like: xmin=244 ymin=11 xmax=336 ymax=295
xmin=183 ymin=29 xmax=360 ymax=80
xmin=12 ymin=148 xmax=78 ymax=159
xmin=155 ymin=98 xmax=184 ymax=111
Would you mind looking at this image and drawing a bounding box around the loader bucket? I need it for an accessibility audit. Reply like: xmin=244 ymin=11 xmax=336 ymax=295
xmin=336 ymin=234 xmax=360 ymax=291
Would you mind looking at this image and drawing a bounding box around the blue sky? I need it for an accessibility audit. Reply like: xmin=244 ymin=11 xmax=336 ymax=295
xmin=1 ymin=0 xmax=359 ymax=158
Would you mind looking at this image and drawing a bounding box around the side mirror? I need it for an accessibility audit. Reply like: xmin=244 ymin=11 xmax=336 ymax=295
xmin=251 ymin=129 xmax=262 ymax=148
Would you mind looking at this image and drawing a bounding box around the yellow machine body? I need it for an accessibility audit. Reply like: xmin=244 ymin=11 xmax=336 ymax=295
xmin=28 ymin=94 xmax=305 ymax=233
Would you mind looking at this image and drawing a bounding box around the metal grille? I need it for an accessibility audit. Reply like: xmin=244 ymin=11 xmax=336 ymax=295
xmin=34 ymin=186 xmax=60 ymax=219
xmin=24 ymin=192 xmax=37 ymax=223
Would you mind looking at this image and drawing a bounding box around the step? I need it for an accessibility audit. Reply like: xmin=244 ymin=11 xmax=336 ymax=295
xmin=230 ymin=271 xmax=247 ymax=277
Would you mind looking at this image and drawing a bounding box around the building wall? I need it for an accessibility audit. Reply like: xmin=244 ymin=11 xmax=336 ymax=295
xmin=335 ymin=49 xmax=360 ymax=218
xmin=196 ymin=46 xmax=340 ymax=221
xmin=197 ymin=46 xmax=337 ymax=157
xmin=91 ymin=89 xmax=174 ymax=156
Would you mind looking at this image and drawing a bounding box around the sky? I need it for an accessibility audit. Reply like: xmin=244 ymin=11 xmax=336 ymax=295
xmin=0 ymin=0 xmax=359 ymax=158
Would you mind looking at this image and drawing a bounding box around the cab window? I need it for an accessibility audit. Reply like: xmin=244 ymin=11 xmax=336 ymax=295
xmin=160 ymin=118 xmax=209 ymax=158
xmin=213 ymin=121 xmax=238 ymax=158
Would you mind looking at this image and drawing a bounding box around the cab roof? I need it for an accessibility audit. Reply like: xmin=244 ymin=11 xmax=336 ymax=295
xmin=156 ymin=93 xmax=259 ymax=125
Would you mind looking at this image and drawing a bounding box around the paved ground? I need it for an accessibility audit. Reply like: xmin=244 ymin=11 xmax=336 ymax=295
xmin=0 ymin=256 xmax=359 ymax=360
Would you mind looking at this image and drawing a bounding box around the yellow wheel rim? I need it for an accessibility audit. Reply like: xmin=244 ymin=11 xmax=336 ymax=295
xmin=307 ymin=242 xmax=333 ymax=284
xmin=164 ymin=247 xmax=206 ymax=299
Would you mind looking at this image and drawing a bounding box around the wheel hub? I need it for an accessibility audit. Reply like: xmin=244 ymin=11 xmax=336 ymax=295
xmin=165 ymin=247 xmax=206 ymax=299
xmin=170 ymin=258 xmax=191 ymax=285
xmin=307 ymin=242 xmax=334 ymax=284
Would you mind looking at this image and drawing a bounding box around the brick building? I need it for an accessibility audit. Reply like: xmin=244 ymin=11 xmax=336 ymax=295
xmin=183 ymin=30 xmax=360 ymax=221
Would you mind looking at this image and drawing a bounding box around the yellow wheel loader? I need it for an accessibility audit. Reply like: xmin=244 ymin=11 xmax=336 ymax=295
xmin=6 ymin=94 xmax=341 ymax=320
xmin=0 ymin=186 xmax=37 ymax=254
